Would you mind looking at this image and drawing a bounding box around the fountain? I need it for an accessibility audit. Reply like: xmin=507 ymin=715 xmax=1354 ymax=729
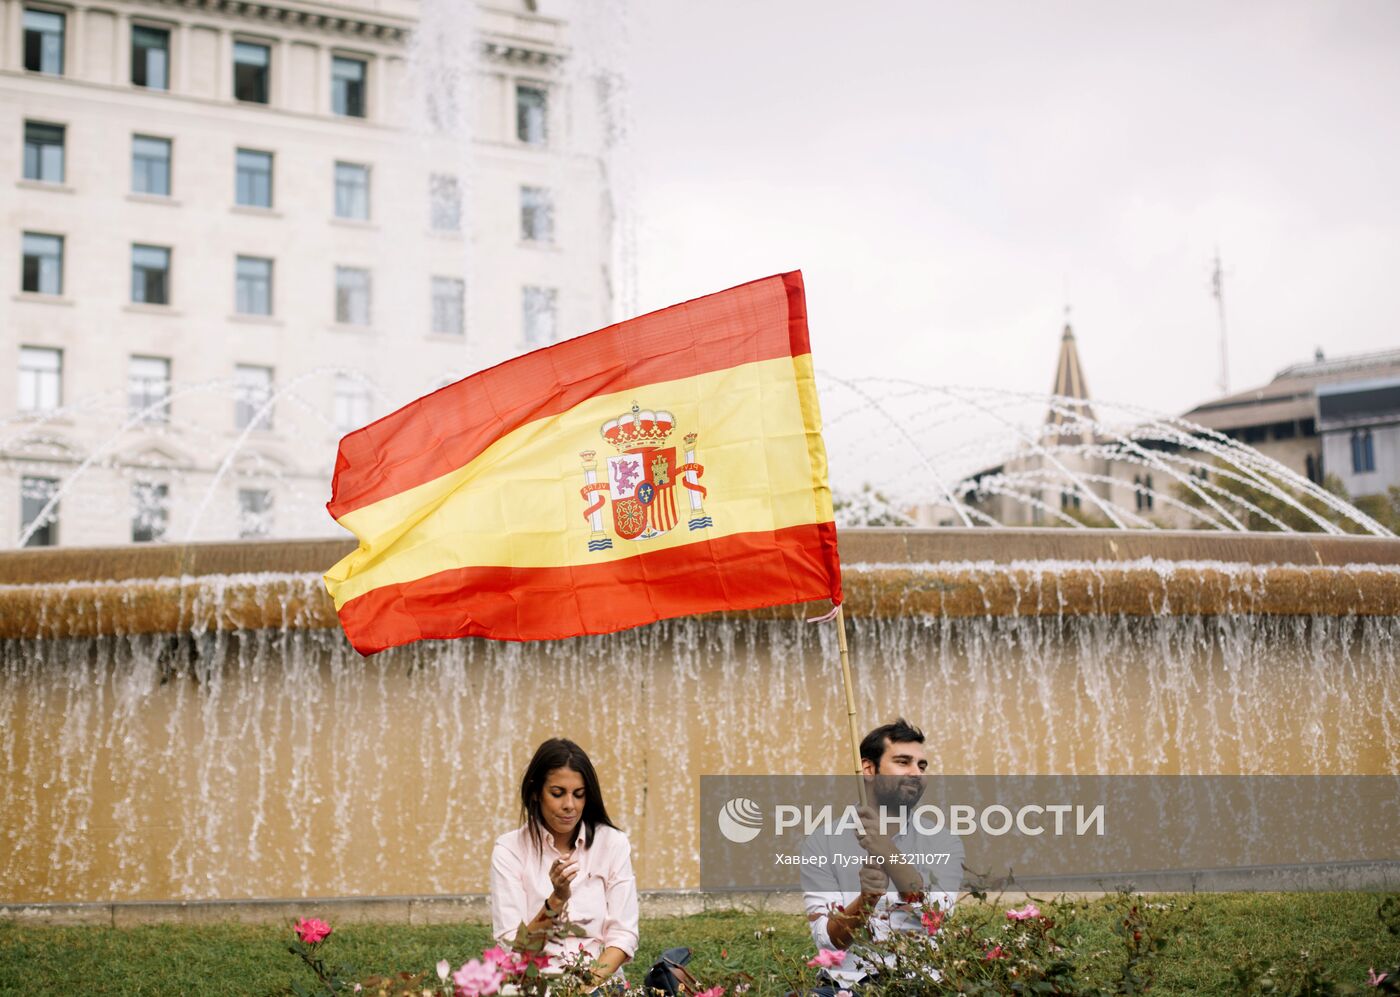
xmin=1 ymin=520 xmax=1397 ymax=907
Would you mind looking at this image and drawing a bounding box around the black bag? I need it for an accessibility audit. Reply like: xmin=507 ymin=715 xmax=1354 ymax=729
xmin=643 ymin=946 xmax=704 ymax=995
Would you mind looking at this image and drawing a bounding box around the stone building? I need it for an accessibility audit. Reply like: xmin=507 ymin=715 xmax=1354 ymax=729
xmin=1181 ymin=348 xmax=1400 ymax=502
xmin=3 ymin=0 xmax=618 ymax=546
xmin=947 ymin=320 xmax=1151 ymax=528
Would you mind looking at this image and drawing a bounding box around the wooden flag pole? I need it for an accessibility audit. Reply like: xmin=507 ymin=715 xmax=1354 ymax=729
xmin=834 ymin=604 xmax=868 ymax=809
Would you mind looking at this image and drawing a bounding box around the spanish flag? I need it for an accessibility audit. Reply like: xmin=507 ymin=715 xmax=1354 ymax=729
xmin=324 ymin=272 xmax=842 ymax=654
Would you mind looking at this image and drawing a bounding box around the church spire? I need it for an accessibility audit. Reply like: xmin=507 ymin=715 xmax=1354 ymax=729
xmin=1046 ymin=311 xmax=1095 ymax=431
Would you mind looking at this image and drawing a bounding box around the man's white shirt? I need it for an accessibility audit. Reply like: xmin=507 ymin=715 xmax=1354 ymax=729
xmin=800 ymin=818 xmax=964 ymax=988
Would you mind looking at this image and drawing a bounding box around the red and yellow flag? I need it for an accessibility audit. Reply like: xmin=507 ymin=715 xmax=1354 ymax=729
xmin=324 ymin=271 xmax=842 ymax=654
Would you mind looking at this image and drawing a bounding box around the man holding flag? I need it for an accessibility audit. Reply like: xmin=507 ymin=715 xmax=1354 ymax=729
xmin=801 ymin=719 xmax=964 ymax=994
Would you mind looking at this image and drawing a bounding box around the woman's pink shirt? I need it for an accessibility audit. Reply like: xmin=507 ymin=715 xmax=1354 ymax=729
xmin=489 ymin=823 xmax=640 ymax=967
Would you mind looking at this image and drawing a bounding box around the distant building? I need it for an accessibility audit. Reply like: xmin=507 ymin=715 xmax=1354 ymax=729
xmin=1183 ymin=349 xmax=1400 ymax=500
xmin=3 ymin=0 xmax=618 ymax=546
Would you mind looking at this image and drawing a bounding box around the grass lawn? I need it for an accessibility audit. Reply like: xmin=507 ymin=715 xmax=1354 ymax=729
xmin=1 ymin=893 xmax=1396 ymax=996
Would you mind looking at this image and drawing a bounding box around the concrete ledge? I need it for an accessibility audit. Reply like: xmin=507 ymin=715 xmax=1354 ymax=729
xmin=2 ymin=529 xmax=1398 ymax=639
xmin=0 ymin=890 xmax=803 ymax=927
xmin=0 ymin=903 xmax=113 ymax=927
xmin=2 ymin=529 xmax=1398 ymax=587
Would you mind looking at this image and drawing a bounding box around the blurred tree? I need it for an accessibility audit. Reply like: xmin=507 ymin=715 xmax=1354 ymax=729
xmin=1175 ymin=469 xmax=1392 ymax=534
xmin=832 ymin=483 xmax=914 ymax=527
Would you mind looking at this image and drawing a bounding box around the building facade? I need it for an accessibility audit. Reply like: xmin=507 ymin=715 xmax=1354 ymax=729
xmin=1186 ymin=350 xmax=1400 ymax=503
xmin=2 ymin=0 xmax=617 ymax=546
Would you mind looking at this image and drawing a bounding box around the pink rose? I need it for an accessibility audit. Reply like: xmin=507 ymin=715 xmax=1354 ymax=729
xmin=453 ymin=959 xmax=505 ymax=997
xmin=808 ymin=949 xmax=845 ymax=969
xmin=984 ymin=944 xmax=1007 ymax=960
xmin=921 ymin=909 xmax=945 ymax=934
xmin=293 ymin=917 xmax=332 ymax=944
xmin=1005 ymin=903 xmax=1041 ymax=921
xmin=481 ymin=946 xmax=526 ymax=974
xmin=695 ymin=988 xmax=726 ymax=997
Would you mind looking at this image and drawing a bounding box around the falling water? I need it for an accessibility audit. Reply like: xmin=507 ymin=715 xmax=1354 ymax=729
xmin=2 ymin=554 xmax=1397 ymax=903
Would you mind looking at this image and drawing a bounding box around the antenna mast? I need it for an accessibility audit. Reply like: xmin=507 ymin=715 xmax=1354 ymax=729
xmin=1211 ymin=248 xmax=1229 ymax=394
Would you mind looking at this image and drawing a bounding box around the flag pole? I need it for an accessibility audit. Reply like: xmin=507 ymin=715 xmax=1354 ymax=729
xmin=834 ymin=604 xmax=868 ymax=809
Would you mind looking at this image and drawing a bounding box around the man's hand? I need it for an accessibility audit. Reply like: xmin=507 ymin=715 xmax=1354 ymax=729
xmin=854 ymin=805 xmax=898 ymax=863
xmin=855 ymin=805 xmax=924 ymax=896
xmin=857 ymin=856 xmax=889 ymax=898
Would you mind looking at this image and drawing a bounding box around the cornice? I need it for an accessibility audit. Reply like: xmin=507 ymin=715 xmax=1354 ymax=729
xmin=122 ymin=1 xmax=568 ymax=61
xmin=479 ymin=39 xmax=563 ymax=68
xmin=151 ymin=0 xmax=413 ymax=43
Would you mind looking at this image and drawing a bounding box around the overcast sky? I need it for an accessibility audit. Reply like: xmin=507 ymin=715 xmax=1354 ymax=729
xmin=622 ymin=0 xmax=1400 ymax=420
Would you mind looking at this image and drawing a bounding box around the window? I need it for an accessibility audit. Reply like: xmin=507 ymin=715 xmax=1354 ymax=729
xmin=1143 ymin=474 xmax=1153 ymax=511
xmin=429 ymin=174 xmax=461 ymax=231
xmin=233 ymin=41 xmax=270 ymax=103
xmin=235 ymin=148 xmax=272 ymax=207
xmin=131 ymin=244 xmax=171 ymax=304
xmin=1352 ymin=429 xmax=1376 ymax=474
xmin=132 ymin=135 xmax=172 ymax=195
xmin=520 ymin=186 xmax=554 ymax=243
xmin=21 ymin=232 xmax=63 ymax=295
xmin=522 ymin=286 xmax=557 ymax=346
xmin=331 ymin=56 xmax=366 ymax=117
xmin=234 ymin=364 xmax=273 ymax=430
xmin=131 ymin=481 xmax=169 ymax=542
xmin=431 ymin=277 xmax=464 ymax=336
xmin=334 ymin=374 xmax=371 ymax=433
xmin=335 ymin=266 xmax=371 ymax=325
xmin=18 ymin=346 xmax=61 ymax=412
xmin=334 ymin=162 xmax=369 ymax=220
xmin=1305 ymin=453 xmax=1319 ymax=484
xmin=516 ymin=84 xmax=547 ymax=144
xmin=23 ymin=8 xmax=64 ymax=75
xmin=235 ymin=256 xmax=272 ymax=315
xmin=131 ymin=25 xmax=169 ymax=89
xmin=128 ymin=355 xmax=170 ymax=423
xmin=238 ymin=488 xmax=272 ymax=538
xmin=23 ymin=121 xmax=64 ymax=183
xmin=20 ymin=476 xmax=59 ymax=547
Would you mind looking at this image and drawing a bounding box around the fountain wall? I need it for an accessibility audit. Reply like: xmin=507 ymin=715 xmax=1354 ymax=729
xmin=1 ymin=529 xmax=1398 ymax=904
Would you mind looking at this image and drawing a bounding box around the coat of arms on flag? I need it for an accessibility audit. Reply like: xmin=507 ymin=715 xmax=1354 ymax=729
xmin=578 ymin=403 xmax=711 ymax=552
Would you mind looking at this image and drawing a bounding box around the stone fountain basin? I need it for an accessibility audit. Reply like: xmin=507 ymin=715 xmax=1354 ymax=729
xmin=1 ymin=529 xmax=1397 ymax=639
xmin=3 ymin=528 xmax=1398 ymax=907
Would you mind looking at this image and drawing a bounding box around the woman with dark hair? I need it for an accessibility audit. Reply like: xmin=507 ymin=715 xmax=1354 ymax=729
xmin=489 ymin=738 xmax=639 ymax=991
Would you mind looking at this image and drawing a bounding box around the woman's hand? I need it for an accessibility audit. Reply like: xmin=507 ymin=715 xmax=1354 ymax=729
xmin=548 ymin=856 xmax=579 ymax=904
xmin=584 ymin=947 xmax=629 ymax=991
